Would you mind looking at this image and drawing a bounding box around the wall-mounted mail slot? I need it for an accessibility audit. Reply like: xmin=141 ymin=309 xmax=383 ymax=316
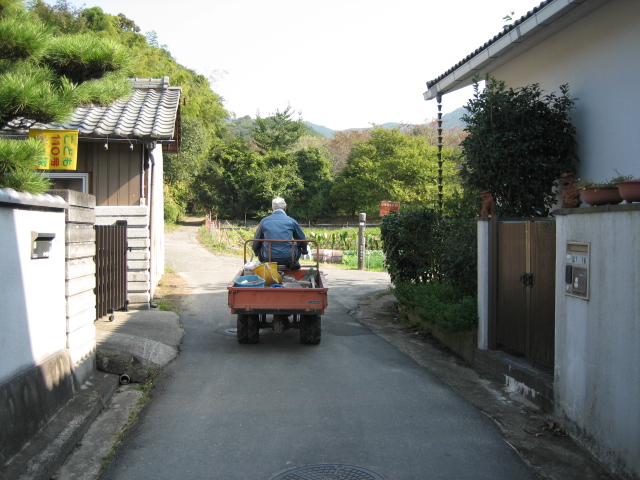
xmin=31 ymin=232 xmax=56 ymax=259
xmin=565 ymin=241 xmax=590 ymax=300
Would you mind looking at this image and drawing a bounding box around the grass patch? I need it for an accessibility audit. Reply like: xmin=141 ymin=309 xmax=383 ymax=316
xmin=153 ymin=267 xmax=191 ymax=312
xmin=100 ymin=377 xmax=156 ymax=471
xmin=197 ymin=225 xmax=246 ymax=258
xmin=393 ymin=282 xmax=477 ymax=333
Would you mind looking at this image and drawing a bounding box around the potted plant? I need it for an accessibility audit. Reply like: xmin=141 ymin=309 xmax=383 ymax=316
xmin=612 ymin=174 xmax=640 ymax=203
xmin=576 ymin=179 xmax=622 ymax=206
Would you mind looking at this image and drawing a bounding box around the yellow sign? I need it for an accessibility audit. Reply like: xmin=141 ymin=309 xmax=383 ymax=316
xmin=29 ymin=129 xmax=79 ymax=170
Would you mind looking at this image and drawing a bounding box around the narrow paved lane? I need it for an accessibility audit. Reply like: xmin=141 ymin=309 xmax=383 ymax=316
xmin=101 ymin=222 xmax=535 ymax=480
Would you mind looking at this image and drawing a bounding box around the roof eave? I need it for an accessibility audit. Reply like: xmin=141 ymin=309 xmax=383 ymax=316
xmin=424 ymin=0 xmax=611 ymax=101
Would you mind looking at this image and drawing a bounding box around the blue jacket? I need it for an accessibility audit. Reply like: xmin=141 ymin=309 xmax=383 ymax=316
xmin=253 ymin=210 xmax=308 ymax=262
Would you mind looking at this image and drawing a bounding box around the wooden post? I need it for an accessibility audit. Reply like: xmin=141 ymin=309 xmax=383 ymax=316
xmin=358 ymin=212 xmax=366 ymax=270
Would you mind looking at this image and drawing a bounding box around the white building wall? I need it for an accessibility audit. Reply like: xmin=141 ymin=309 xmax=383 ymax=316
xmin=555 ymin=206 xmax=640 ymax=479
xmin=492 ymin=0 xmax=640 ymax=184
xmin=0 ymin=191 xmax=67 ymax=383
xmin=150 ymin=143 xmax=165 ymax=299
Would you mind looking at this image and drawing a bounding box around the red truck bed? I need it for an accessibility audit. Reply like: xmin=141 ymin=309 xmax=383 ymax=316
xmin=227 ymin=267 xmax=328 ymax=315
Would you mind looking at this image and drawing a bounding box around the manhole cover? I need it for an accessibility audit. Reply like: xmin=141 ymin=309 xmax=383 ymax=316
xmin=271 ymin=464 xmax=386 ymax=480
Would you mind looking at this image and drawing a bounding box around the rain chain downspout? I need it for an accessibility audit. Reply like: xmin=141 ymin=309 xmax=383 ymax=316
xmin=437 ymin=93 xmax=443 ymax=214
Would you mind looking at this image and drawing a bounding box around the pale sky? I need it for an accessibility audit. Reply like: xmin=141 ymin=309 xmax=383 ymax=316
xmin=46 ymin=0 xmax=540 ymax=130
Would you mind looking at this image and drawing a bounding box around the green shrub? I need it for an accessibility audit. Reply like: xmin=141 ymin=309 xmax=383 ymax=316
xmin=433 ymin=216 xmax=477 ymax=295
xmin=381 ymin=205 xmax=478 ymax=333
xmin=381 ymin=205 xmax=476 ymax=292
xmin=394 ymin=282 xmax=477 ymax=333
xmin=380 ymin=206 xmax=440 ymax=284
xmin=164 ymin=201 xmax=181 ymax=224
xmin=460 ymin=75 xmax=578 ymax=217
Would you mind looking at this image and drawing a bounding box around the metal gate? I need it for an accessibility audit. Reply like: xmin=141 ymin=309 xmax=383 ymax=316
xmin=490 ymin=217 xmax=556 ymax=368
xmin=95 ymin=220 xmax=128 ymax=320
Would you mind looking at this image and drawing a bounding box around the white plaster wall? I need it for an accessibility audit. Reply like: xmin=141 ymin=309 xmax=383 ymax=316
xmin=492 ymin=0 xmax=640 ymax=184
xmin=0 ymin=204 xmax=66 ymax=383
xmin=555 ymin=207 xmax=640 ymax=478
xmin=150 ymin=143 xmax=165 ymax=298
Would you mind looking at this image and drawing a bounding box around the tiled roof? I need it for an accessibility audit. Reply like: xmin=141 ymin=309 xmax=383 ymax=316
xmin=3 ymin=77 xmax=181 ymax=142
xmin=425 ymin=1 xmax=553 ymax=89
xmin=423 ymin=0 xmax=612 ymax=100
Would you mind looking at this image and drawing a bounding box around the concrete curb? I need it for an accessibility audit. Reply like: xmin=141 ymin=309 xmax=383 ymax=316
xmin=1 ymin=372 xmax=119 ymax=480
xmin=94 ymin=310 xmax=182 ymax=383
xmin=2 ymin=310 xmax=183 ymax=480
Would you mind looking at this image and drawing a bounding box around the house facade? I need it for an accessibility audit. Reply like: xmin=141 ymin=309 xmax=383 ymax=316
xmin=5 ymin=77 xmax=181 ymax=310
xmin=0 ymin=78 xmax=181 ymax=469
xmin=425 ymin=1 xmax=639 ymax=478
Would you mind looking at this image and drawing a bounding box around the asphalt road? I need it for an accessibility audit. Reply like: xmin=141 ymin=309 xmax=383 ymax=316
xmin=101 ymin=221 xmax=536 ymax=480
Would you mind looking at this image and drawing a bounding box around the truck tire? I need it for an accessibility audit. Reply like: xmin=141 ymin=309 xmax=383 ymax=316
xmin=248 ymin=314 xmax=259 ymax=344
xmin=237 ymin=314 xmax=249 ymax=344
xmin=300 ymin=314 xmax=321 ymax=344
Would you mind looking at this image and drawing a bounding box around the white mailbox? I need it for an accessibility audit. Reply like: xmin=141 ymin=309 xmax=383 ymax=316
xmin=565 ymin=242 xmax=590 ymax=300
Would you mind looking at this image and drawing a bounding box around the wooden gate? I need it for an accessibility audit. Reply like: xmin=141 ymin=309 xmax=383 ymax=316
xmin=490 ymin=217 xmax=556 ymax=368
xmin=95 ymin=220 xmax=128 ymax=320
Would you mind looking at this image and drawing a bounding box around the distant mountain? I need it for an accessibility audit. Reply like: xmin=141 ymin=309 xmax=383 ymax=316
xmin=303 ymin=109 xmax=466 ymax=138
xmin=303 ymin=121 xmax=336 ymax=138
xmin=442 ymin=107 xmax=467 ymax=130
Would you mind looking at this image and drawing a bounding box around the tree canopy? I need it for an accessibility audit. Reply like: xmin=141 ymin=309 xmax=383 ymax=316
xmin=0 ymin=0 xmax=133 ymax=192
xmin=252 ymin=106 xmax=307 ymax=153
xmin=330 ymin=128 xmax=463 ymax=215
xmin=3 ymin=0 xmax=473 ymax=221
xmin=460 ymin=75 xmax=578 ymax=217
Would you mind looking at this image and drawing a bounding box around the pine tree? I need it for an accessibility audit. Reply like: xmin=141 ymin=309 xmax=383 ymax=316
xmin=0 ymin=0 xmax=132 ymax=193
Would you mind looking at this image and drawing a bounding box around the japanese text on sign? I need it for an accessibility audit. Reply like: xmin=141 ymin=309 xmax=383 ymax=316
xmin=29 ymin=129 xmax=79 ymax=170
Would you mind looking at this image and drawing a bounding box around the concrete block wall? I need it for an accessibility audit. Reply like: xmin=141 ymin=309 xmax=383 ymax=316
xmin=95 ymin=205 xmax=151 ymax=309
xmin=49 ymin=190 xmax=97 ymax=387
xmin=555 ymin=204 xmax=640 ymax=480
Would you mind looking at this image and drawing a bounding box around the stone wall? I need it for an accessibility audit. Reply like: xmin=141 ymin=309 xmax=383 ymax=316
xmin=49 ymin=189 xmax=97 ymax=386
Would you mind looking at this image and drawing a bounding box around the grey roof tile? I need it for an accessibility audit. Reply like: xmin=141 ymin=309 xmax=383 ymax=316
xmin=2 ymin=78 xmax=182 ymax=142
xmin=426 ymin=0 xmax=552 ymax=88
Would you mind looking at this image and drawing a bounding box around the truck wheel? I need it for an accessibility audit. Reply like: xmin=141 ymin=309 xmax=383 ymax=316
xmin=248 ymin=314 xmax=259 ymax=344
xmin=237 ymin=314 xmax=249 ymax=344
xmin=300 ymin=315 xmax=321 ymax=344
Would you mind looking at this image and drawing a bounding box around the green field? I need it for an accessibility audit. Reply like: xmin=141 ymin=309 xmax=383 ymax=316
xmin=200 ymin=222 xmax=385 ymax=272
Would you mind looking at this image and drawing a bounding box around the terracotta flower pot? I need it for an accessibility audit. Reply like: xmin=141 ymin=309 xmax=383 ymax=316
xmin=616 ymin=180 xmax=640 ymax=203
xmin=580 ymin=186 xmax=622 ymax=206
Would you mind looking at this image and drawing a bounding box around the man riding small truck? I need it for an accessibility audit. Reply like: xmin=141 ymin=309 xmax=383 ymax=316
xmin=227 ymin=239 xmax=328 ymax=344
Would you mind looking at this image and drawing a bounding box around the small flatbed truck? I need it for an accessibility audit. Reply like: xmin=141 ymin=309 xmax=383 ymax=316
xmin=227 ymin=240 xmax=329 ymax=344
